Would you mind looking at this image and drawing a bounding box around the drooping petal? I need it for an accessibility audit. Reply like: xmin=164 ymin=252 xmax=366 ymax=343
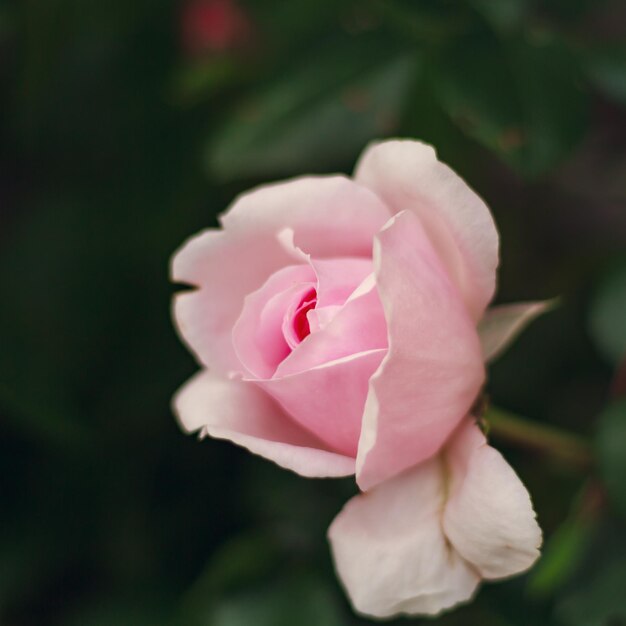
xmin=328 ymin=457 xmax=480 ymax=619
xmin=478 ymin=301 xmax=553 ymax=362
xmin=173 ymin=370 xmax=355 ymax=477
xmin=171 ymin=176 xmax=390 ymax=375
xmin=443 ymin=421 xmax=542 ymax=579
xmin=259 ymin=350 xmax=386 ymax=457
xmin=356 ymin=211 xmax=484 ymax=491
xmin=354 ymin=139 xmax=499 ymax=320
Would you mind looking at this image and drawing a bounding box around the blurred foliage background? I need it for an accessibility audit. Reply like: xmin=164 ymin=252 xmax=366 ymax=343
xmin=1 ymin=0 xmax=626 ymax=624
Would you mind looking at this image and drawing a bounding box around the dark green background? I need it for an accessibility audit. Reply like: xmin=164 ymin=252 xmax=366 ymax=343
xmin=2 ymin=0 xmax=626 ymax=624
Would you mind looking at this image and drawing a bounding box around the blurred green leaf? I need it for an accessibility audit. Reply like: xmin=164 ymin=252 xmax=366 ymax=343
xmin=371 ymin=0 xmax=471 ymax=45
xmin=178 ymin=530 xmax=284 ymax=626
xmin=469 ymin=0 xmax=529 ymax=32
xmin=554 ymin=517 xmax=626 ymax=626
xmin=173 ymin=58 xmax=247 ymax=105
xmin=510 ymin=36 xmax=588 ymax=177
xmin=207 ymin=43 xmax=419 ymax=180
xmin=529 ymin=496 xmax=597 ymax=597
xmin=589 ymin=264 xmax=626 ymax=365
xmin=596 ymin=399 xmax=626 ymax=517
xmin=184 ymin=531 xmax=280 ymax=602
xmin=435 ymin=33 xmax=588 ymax=177
xmin=556 ymin=555 xmax=626 ymax=626
xmin=435 ymin=35 xmax=523 ymax=160
xmin=210 ymin=576 xmax=346 ymax=626
xmin=584 ymin=46 xmax=626 ymax=105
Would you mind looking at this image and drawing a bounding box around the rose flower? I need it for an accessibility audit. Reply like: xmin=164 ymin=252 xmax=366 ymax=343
xmin=171 ymin=140 xmax=543 ymax=618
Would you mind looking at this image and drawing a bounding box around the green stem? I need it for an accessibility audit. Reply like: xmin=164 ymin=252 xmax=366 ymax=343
xmin=485 ymin=406 xmax=593 ymax=471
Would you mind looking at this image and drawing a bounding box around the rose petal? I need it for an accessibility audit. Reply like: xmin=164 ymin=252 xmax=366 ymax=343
xmin=328 ymin=457 xmax=480 ymax=618
xmin=356 ymin=211 xmax=485 ymax=490
xmin=232 ymin=264 xmax=315 ymax=379
xmin=275 ymin=277 xmax=387 ymax=377
xmin=173 ymin=370 xmax=355 ymax=477
xmin=443 ymin=421 xmax=542 ymax=579
xmin=221 ymin=175 xmax=391 ymax=258
xmin=354 ymin=139 xmax=499 ymax=320
xmin=259 ymin=350 xmax=386 ymax=457
xmin=172 ymin=176 xmax=390 ymax=375
xmin=311 ymin=257 xmax=373 ymax=309
xmin=478 ymin=301 xmax=553 ymax=362
xmin=172 ymin=230 xmax=293 ymax=374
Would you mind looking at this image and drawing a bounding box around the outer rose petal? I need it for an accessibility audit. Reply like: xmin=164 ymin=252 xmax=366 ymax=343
xmin=173 ymin=370 xmax=355 ymax=477
xmin=171 ymin=176 xmax=390 ymax=375
xmin=443 ymin=421 xmax=542 ymax=579
xmin=356 ymin=211 xmax=485 ymax=490
xmin=328 ymin=456 xmax=479 ymax=618
xmin=221 ymin=175 xmax=391 ymax=258
xmin=478 ymin=301 xmax=553 ymax=362
xmin=354 ymin=139 xmax=499 ymax=320
xmin=172 ymin=230 xmax=292 ymax=374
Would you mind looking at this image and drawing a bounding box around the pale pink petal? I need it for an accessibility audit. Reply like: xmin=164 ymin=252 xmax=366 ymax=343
xmin=172 ymin=176 xmax=390 ymax=375
xmin=172 ymin=230 xmax=293 ymax=374
xmin=443 ymin=421 xmax=542 ymax=579
xmin=276 ymin=278 xmax=387 ymax=377
xmin=311 ymin=257 xmax=373 ymax=309
xmin=328 ymin=457 xmax=479 ymax=618
xmin=221 ymin=175 xmax=391 ymax=258
xmin=478 ymin=301 xmax=553 ymax=362
xmin=231 ymin=264 xmax=315 ymax=379
xmin=356 ymin=211 xmax=484 ymax=491
xmin=259 ymin=350 xmax=386 ymax=457
xmin=354 ymin=139 xmax=499 ymax=320
xmin=173 ymin=370 xmax=355 ymax=477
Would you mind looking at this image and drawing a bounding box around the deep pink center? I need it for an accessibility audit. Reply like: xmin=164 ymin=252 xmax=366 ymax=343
xmin=292 ymin=289 xmax=317 ymax=343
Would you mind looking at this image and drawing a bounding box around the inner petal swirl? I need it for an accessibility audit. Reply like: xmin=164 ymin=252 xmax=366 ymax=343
xmin=232 ymin=257 xmax=380 ymax=382
xmin=283 ymin=287 xmax=317 ymax=349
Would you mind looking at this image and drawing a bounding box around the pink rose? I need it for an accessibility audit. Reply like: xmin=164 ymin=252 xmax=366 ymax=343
xmin=171 ymin=140 xmax=543 ymax=617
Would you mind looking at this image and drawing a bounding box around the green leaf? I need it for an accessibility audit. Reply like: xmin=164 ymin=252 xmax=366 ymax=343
xmin=528 ymin=508 xmax=596 ymax=597
xmin=584 ymin=46 xmax=626 ymax=105
xmin=596 ymin=399 xmax=626 ymax=517
xmin=555 ymin=518 xmax=626 ymax=626
xmin=185 ymin=531 xmax=280 ymax=601
xmin=210 ymin=576 xmax=346 ymax=626
xmin=470 ymin=0 xmax=529 ymax=32
xmin=558 ymin=560 xmax=626 ymax=626
xmin=589 ymin=264 xmax=626 ymax=365
xmin=173 ymin=59 xmax=245 ymax=105
xmin=435 ymin=35 xmax=522 ymax=157
xmin=207 ymin=44 xmax=419 ymax=180
xmin=435 ymin=33 xmax=588 ymax=177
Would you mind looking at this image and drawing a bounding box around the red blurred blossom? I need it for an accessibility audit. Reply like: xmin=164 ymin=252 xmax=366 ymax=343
xmin=181 ymin=0 xmax=252 ymax=56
